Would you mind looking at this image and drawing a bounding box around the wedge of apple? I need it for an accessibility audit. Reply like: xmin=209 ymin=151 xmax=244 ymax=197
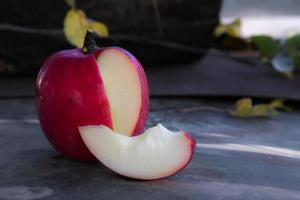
xmin=79 ymin=124 xmax=196 ymax=180
xmin=36 ymin=32 xmax=149 ymax=161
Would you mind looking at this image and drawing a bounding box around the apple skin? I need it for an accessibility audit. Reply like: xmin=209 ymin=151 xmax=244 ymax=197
xmin=153 ymin=132 xmax=196 ymax=180
xmin=170 ymin=132 xmax=196 ymax=176
xmin=153 ymin=132 xmax=197 ymax=180
xmin=154 ymin=132 xmax=196 ymax=180
xmin=36 ymin=47 xmax=149 ymax=161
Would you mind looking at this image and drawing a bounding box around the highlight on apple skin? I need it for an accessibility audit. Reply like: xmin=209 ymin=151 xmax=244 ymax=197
xmin=36 ymin=45 xmax=149 ymax=161
xmin=79 ymin=124 xmax=196 ymax=180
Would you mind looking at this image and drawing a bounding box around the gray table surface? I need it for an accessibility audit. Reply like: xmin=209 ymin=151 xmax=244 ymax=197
xmin=0 ymin=97 xmax=299 ymax=200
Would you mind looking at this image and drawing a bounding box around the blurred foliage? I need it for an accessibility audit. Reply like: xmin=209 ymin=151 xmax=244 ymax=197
xmin=228 ymin=98 xmax=291 ymax=118
xmin=250 ymin=36 xmax=280 ymax=61
xmin=64 ymin=0 xmax=109 ymax=48
xmin=214 ymin=19 xmax=300 ymax=78
xmin=214 ymin=19 xmax=250 ymax=51
xmin=285 ymin=34 xmax=300 ymax=68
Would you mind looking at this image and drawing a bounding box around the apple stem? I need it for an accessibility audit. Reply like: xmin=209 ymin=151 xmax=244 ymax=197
xmin=82 ymin=30 xmax=97 ymax=54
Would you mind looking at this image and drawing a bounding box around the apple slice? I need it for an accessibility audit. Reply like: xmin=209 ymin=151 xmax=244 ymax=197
xmin=79 ymin=124 xmax=196 ymax=180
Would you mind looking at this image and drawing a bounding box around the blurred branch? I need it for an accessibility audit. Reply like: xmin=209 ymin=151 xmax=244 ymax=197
xmin=179 ymin=106 xmax=225 ymax=113
xmin=0 ymin=24 xmax=262 ymax=66
xmin=112 ymin=34 xmax=261 ymax=66
xmin=0 ymin=24 xmax=62 ymax=36
xmin=152 ymin=0 xmax=163 ymax=38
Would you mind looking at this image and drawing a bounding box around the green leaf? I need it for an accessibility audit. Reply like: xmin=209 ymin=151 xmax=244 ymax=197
xmin=285 ymin=34 xmax=300 ymax=53
xmin=228 ymin=98 xmax=291 ymax=118
xmin=63 ymin=9 xmax=109 ymax=48
xmin=285 ymin=34 xmax=300 ymax=67
xmin=214 ymin=19 xmax=241 ymax=38
xmin=65 ymin=0 xmax=76 ymax=8
xmin=251 ymin=35 xmax=280 ymax=60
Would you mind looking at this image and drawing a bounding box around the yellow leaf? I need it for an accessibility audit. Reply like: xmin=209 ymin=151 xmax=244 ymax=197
xmin=63 ymin=9 xmax=109 ymax=48
xmin=228 ymin=98 xmax=253 ymax=117
xmin=270 ymin=99 xmax=284 ymax=108
xmin=88 ymin=20 xmax=109 ymax=37
xmin=269 ymin=99 xmax=292 ymax=111
xmin=214 ymin=19 xmax=241 ymax=38
xmin=235 ymin=98 xmax=252 ymax=110
xmin=252 ymin=104 xmax=277 ymax=117
xmin=228 ymin=98 xmax=291 ymax=118
xmin=64 ymin=9 xmax=88 ymax=48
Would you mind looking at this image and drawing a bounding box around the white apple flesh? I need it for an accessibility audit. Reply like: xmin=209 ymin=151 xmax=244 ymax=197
xmin=97 ymin=48 xmax=143 ymax=135
xmin=79 ymin=124 xmax=196 ymax=180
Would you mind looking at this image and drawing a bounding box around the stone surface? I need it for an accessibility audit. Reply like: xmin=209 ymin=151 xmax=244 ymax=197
xmin=0 ymin=97 xmax=299 ymax=199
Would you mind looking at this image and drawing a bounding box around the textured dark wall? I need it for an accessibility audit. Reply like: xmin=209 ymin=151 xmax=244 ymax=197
xmin=0 ymin=0 xmax=221 ymax=74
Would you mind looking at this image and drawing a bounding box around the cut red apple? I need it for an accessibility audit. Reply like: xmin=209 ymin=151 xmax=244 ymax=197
xmin=36 ymin=32 xmax=149 ymax=161
xmin=79 ymin=124 xmax=196 ymax=180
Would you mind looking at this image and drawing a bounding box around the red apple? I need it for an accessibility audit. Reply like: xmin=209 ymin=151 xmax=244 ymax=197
xmin=36 ymin=32 xmax=149 ymax=161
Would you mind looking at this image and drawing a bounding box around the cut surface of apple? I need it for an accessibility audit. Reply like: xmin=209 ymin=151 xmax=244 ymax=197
xmin=79 ymin=124 xmax=196 ymax=180
xmin=97 ymin=48 xmax=143 ymax=135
